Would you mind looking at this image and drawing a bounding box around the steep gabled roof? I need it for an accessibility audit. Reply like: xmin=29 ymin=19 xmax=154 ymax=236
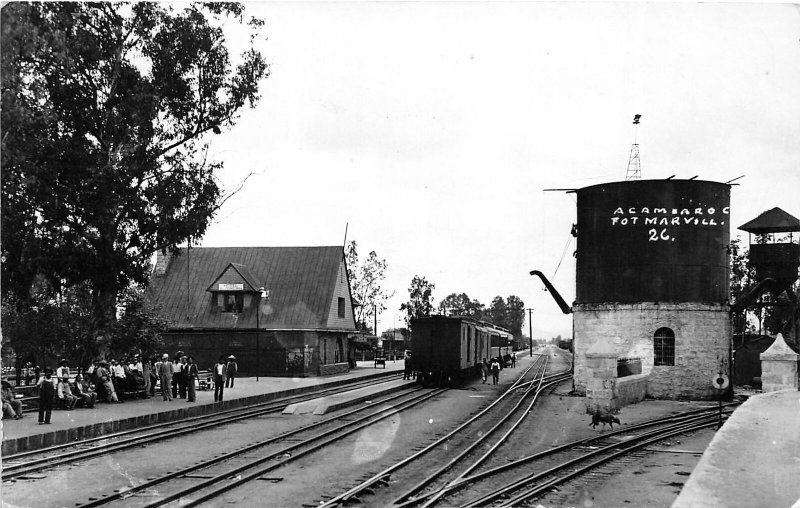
xmin=739 ymin=207 xmax=800 ymax=233
xmin=149 ymin=246 xmax=356 ymax=331
xmin=205 ymin=262 xmax=261 ymax=292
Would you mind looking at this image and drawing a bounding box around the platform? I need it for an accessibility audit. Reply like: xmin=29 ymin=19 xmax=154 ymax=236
xmin=282 ymin=378 xmax=413 ymax=415
xmin=0 ymin=360 xmax=406 ymax=456
xmin=672 ymin=389 xmax=800 ymax=508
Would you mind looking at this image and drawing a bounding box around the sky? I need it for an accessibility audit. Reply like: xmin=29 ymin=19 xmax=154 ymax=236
xmin=198 ymin=2 xmax=800 ymax=339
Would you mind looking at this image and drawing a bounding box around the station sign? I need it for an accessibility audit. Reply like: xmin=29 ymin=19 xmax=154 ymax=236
xmin=711 ymin=372 xmax=729 ymax=390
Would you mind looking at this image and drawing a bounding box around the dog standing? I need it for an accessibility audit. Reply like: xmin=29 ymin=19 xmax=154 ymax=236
xmin=590 ymin=412 xmax=621 ymax=430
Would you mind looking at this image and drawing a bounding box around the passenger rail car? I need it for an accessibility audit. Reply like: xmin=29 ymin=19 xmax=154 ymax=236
xmin=411 ymin=315 xmax=513 ymax=385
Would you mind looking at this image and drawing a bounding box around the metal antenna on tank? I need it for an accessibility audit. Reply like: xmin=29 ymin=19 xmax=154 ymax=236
xmin=625 ymin=114 xmax=642 ymax=180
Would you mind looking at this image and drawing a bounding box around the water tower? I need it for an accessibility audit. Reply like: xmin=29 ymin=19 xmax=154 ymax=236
xmin=571 ymin=179 xmax=731 ymax=400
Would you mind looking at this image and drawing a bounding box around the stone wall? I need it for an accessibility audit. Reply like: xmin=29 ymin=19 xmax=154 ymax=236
xmin=318 ymin=362 xmax=350 ymax=376
xmin=584 ymin=345 xmax=618 ymax=413
xmin=573 ymin=302 xmax=730 ymax=400
xmin=616 ymin=373 xmax=648 ymax=406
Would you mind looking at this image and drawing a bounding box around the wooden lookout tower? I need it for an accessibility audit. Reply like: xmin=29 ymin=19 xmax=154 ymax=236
xmin=736 ymin=207 xmax=800 ymax=346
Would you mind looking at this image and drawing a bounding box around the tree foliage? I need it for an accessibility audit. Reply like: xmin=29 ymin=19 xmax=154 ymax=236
xmin=400 ymin=275 xmax=435 ymax=326
xmin=504 ymin=295 xmax=526 ymax=339
xmin=729 ymin=237 xmax=756 ymax=335
xmin=1 ymin=279 xmax=167 ymax=370
xmin=437 ymin=292 xmax=485 ymax=319
xmin=1 ymin=2 xmax=268 ymax=338
xmin=345 ymin=240 xmax=394 ymax=333
xmin=108 ymin=287 xmax=168 ymax=360
xmin=435 ymin=292 xmax=525 ymax=339
xmin=487 ymin=296 xmax=507 ymax=326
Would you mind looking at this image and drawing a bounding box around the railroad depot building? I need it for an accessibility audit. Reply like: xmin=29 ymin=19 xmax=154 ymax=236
xmin=148 ymin=246 xmax=357 ymax=376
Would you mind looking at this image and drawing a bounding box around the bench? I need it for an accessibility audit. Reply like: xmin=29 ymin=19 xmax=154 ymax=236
xmin=119 ymin=388 xmax=148 ymax=400
xmin=374 ymin=357 xmax=386 ymax=368
xmin=196 ymin=370 xmax=212 ymax=390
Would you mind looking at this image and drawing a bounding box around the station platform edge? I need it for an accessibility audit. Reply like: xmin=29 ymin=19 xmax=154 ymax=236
xmin=0 ymin=361 xmax=405 ymax=456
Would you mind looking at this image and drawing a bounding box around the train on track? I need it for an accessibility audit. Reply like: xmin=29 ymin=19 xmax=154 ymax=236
xmin=411 ymin=315 xmax=514 ymax=385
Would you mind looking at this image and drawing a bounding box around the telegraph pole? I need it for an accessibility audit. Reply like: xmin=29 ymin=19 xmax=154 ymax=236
xmin=526 ymin=308 xmax=534 ymax=356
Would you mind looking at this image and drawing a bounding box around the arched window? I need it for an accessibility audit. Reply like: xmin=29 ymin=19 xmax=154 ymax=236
xmin=654 ymin=327 xmax=675 ymax=366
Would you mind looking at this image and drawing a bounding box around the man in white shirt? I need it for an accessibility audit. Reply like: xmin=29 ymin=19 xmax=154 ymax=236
xmin=213 ymin=356 xmax=227 ymax=402
xmin=171 ymin=355 xmax=183 ymax=399
xmin=129 ymin=355 xmax=143 ymax=375
xmin=56 ymin=359 xmax=70 ymax=381
xmin=110 ymin=359 xmax=125 ymax=394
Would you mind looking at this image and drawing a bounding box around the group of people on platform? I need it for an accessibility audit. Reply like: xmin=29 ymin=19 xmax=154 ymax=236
xmin=480 ymin=351 xmax=517 ymax=385
xmin=2 ymin=352 xmax=240 ymax=424
xmin=401 ymin=350 xmax=518 ymax=385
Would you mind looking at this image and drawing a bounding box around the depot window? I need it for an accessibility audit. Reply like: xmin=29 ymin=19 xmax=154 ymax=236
xmin=221 ymin=293 xmax=244 ymax=314
xmin=338 ymin=297 xmax=345 ymax=318
xmin=653 ymin=327 xmax=675 ymax=366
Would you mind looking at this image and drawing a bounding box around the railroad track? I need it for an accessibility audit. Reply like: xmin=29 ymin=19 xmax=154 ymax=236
xmin=318 ymin=351 xmax=574 ymax=507
xmin=71 ymin=385 xmax=447 ymax=508
xmin=2 ymin=371 xmax=403 ymax=480
xmin=407 ymin=403 xmax=739 ymax=507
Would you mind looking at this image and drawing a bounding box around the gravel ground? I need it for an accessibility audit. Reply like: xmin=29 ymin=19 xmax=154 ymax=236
xmin=199 ymin=351 xmax=723 ymax=508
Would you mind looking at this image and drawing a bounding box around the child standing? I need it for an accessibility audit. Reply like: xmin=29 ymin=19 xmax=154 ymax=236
xmin=37 ymin=368 xmax=57 ymax=424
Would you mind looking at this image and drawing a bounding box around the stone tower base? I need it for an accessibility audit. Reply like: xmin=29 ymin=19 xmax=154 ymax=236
xmin=573 ymin=302 xmax=730 ymax=400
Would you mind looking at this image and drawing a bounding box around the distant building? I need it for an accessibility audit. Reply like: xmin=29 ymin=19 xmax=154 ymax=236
xmin=148 ymin=246 xmax=357 ymax=376
xmin=380 ymin=328 xmax=407 ymax=352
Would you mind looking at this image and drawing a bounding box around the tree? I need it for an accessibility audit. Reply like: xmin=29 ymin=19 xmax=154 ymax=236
xmin=345 ymin=240 xmax=394 ymax=333
xmin=437 ymin=292 xmax=486 ymax=319
xmin=400 ymin=275 xmax=435 ymax=326
xmin=2 ymin=279 xmax=98 ymax=371
xmin=108 ymin=287 xmax=168 ymax=360
xmin=729 ymin=238 xmax=756 ymax=336
xmin=505 ymin=295 xmax=526 ymax=340
xmin=487 ymin=296 xmax=507 ymax=326
xmin=1 ymin=3 xmax=268 ymax=340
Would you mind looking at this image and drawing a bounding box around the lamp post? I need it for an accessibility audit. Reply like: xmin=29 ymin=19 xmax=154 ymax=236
xmin=257 ymin=286 xmax=268 ymax=382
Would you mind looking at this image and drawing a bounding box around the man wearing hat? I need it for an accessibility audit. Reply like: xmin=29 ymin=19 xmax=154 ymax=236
xmin=225 ymin=355 xmax=238 ymax=388
xmin=185 ymin=356 xmax=199 ymax=402
xmin=95 ymin=361 xmax=119 ymax=403
xmin=36 ymin=368 xmax=57 ymax=424
xmin=57 ymin=371 xmax=77 ymax=410
xmin=158 ymin=354 xmax=173 ymax=401
xmin=128 ymin=354 xmax=143 ymax=375
xmin=171 ymin=353 xmax=184 ymax=399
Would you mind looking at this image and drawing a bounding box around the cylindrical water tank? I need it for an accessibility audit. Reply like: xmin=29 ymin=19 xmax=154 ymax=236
xmin=575 ymin=179 xmax=731 ymax=304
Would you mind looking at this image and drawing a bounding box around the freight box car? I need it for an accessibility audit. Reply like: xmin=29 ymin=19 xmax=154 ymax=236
xmin=411 ymin=315 xmax=512 ymax=385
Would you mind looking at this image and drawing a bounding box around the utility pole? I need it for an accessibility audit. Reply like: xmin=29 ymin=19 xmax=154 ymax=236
xmin=526 ymin=308 xmax=534 ymax=357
